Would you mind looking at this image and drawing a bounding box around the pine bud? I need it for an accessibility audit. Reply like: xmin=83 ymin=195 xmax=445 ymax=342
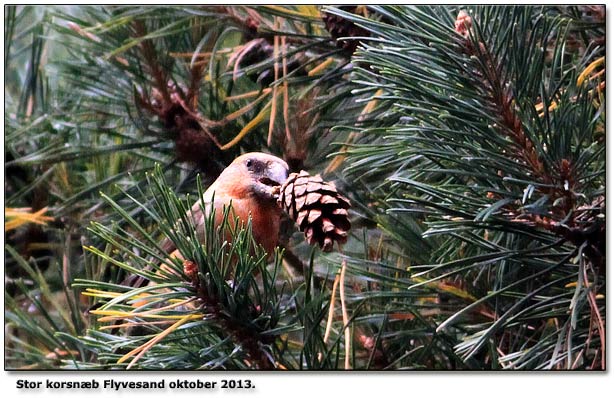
xmin=455 ymin=10 xmax=472 ymax=37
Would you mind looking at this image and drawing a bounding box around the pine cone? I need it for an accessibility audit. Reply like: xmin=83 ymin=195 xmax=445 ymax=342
xmin=277 ymin=171 xmax=351 ymax=252
xmin=322 ymin=6 xmax=369 ymax=54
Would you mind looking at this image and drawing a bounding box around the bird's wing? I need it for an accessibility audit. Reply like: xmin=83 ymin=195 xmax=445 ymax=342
xmin=158 ymin=185 xmax=217 ymax=254
xmin=124 ymin=186 xmax=218 ymax=288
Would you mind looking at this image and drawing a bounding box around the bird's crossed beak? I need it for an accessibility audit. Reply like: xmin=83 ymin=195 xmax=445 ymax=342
xmin=257 ymin=162 xmax=289 ymax=200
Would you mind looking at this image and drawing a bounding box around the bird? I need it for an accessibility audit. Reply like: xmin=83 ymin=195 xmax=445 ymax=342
xmin=130 ymin=152 xmax=289 ymax=288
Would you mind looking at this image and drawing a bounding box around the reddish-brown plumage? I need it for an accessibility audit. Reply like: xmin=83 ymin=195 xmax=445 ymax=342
xmin=213 ymin=197 xmax=282 ymax=255
xmin=127 ymin=152 xmax=289 ymax=296
xmin=166 ymin=152 xmax=289 ymax=261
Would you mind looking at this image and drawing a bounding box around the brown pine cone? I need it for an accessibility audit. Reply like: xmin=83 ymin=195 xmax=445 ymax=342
xmin=322 ymin=6 xmax=369 ymax=54
xmin=277 ymin=171 xmax=351 ymax=252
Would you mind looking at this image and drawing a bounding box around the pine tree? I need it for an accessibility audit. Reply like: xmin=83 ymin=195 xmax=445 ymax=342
xmin=334 ymin=5 xmax=605 ymax=369
xmin=5 ymin=5 xmax=604 ymax=370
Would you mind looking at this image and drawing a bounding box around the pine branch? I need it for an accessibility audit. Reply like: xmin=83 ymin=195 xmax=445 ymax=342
xmin=457 ymin=13 xmax=549 ymax=186
xmin=182 ymin=260 xmax=274 ymax=369
xmin=455 ymin=10 xmax=604 ymax=265
xmin=331 ymin=5 xmax=604 ymax=369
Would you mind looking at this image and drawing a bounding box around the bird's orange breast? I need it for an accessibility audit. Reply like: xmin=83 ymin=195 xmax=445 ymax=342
xmin=214 ymin=195 xmax=282 ymax=256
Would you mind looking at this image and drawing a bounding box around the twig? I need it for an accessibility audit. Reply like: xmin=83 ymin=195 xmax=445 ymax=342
xmin=456 ymin=12 xmax=604 ymax=267
xmin=188 ymin=265 xmax=274 ymax=369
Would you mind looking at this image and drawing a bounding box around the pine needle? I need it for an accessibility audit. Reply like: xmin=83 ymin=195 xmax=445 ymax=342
xmin=307 ymin=57 xmax=334 ymax=77
xmin=225 ymin=88 xmax=271 ymax=102
xmin=323 ymin=274 xmax=340 ymax=345
xmin=5 ymin=207 xmax=54 ymax=231
xmin=281 ymin=35 xmax=292 ymax=145
xmin=118 ymin=313 xmax=196 ymax=369
xmin=267 ymin=17 xmax=281 ymax=146
xmin=261 ymin=5 xmax=320 ymax=19
xmin=319 ymin=273 xmax=340 ymax=362
xmin=220 ymin=97 xmax=274 ymax=150
xmin=339 ymin=260 xmax=351 ymax=370
xmin=577 ymin=56 xmax=604 ymax=87
xmin=99 ymin=319 xmax=175 ymax=330
xmin=217 ymin=90 xmax=270 ymax=123
xmin=324 ymin=89 xmax=383 ymax=176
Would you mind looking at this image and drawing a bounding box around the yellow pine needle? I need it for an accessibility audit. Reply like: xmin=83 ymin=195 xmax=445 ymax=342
xmin=590 ymin=69 xmax=605 ymax=81
xmin=56 ymin=162 xmax=71 ymax=193
xmin=127 ymin=298 xmax=196 ymax=316
xmin=83 ymin=289 xmax=186 ymax=307
xmin=225 ymin=88 xmax=271 ymax=102
xmin=26 ymin=242 xmax=56 ymax=251
xmin=5 ymin=207 xmax=54 ymax=231
xmin=281 ymin=36 xmax=292 ymax=145
xmin=96 ymin=299 xmax=196 ymax=330
xmin=323 ymin=154 xmax=346 ymax=177
xmin=565 ymin=281 xmax=594 ymax=289
xmin=296 ymin=5 xmax=322 ymax=35
xmin=324 ymin=89 xmax=384 ymax=176
xmin=412 ymin=276 xmax=478 ymax=302
xmin=296 ymin=5 xmax=321 ymax=17
xmin=118 ymin=313 xmax=196 ymax=368
xmin=169 ymin=49 xmax=232 ymax=58
xmin=339 ymin=260 xmax=351 ymax=370
xmin=546 ymin=318 xmax=558 ymax=328
xmin=268 ymin=85 xmax=278 ymax=146
xmin=268 ymin=17 xmax=281 ymax=146
xmin=323 ymin=274 xmax=341 ymax=346
xmin=99 ymin=320 xmax=175 ymax=331
xmin=356 ymin=5 xmax=369 ymax=17
xmin=262 ymin=5 xmax=319 ymax=19
xmin=220 ymin=97 xmax=275 ymax=151
xmin=534 ymin=100 xmax=558 ymax=114
xmin=318 ymin=272 xmax=340 ymax=362
xmin=83 ymin=289 xmax=141 ymax=298
xmin=66 ymin=21 xmax=102 ymax=43
xmin=218 ymin=90 xmax=270 ymax=123
xmin=82 ymin=288 xmax=152 ymax=300
xmin=577 ymin=56 xmax=604 ymax=87
xmin=435 ymin=282 xmax=477 ymax=301
xmin=536 ymin=57 xmax=605 ymax=117
xmin=97 ymin=313 xmax=201 ymax=323
xmin=5 ymin=207 xmax=34 ymax=214
xmin=308 ymin=57 xmax=334 ymax=77
xmin=45 ymin=349 xmax=79 ymax=360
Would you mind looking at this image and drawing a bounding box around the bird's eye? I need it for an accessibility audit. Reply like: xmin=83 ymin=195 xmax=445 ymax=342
xmin=246 ymin=159 xmax=253 ymax=168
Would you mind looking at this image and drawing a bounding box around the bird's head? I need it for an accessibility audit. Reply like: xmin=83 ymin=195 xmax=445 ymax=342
xmin=220 ymin=152 xmax=289 ymax=203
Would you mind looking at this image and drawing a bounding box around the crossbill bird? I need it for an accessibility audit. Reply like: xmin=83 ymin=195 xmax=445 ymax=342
xmin=164 ymin=151 xmax=289 ymax=259
xmin=127 ymin=152 xmax=289 ymax=290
